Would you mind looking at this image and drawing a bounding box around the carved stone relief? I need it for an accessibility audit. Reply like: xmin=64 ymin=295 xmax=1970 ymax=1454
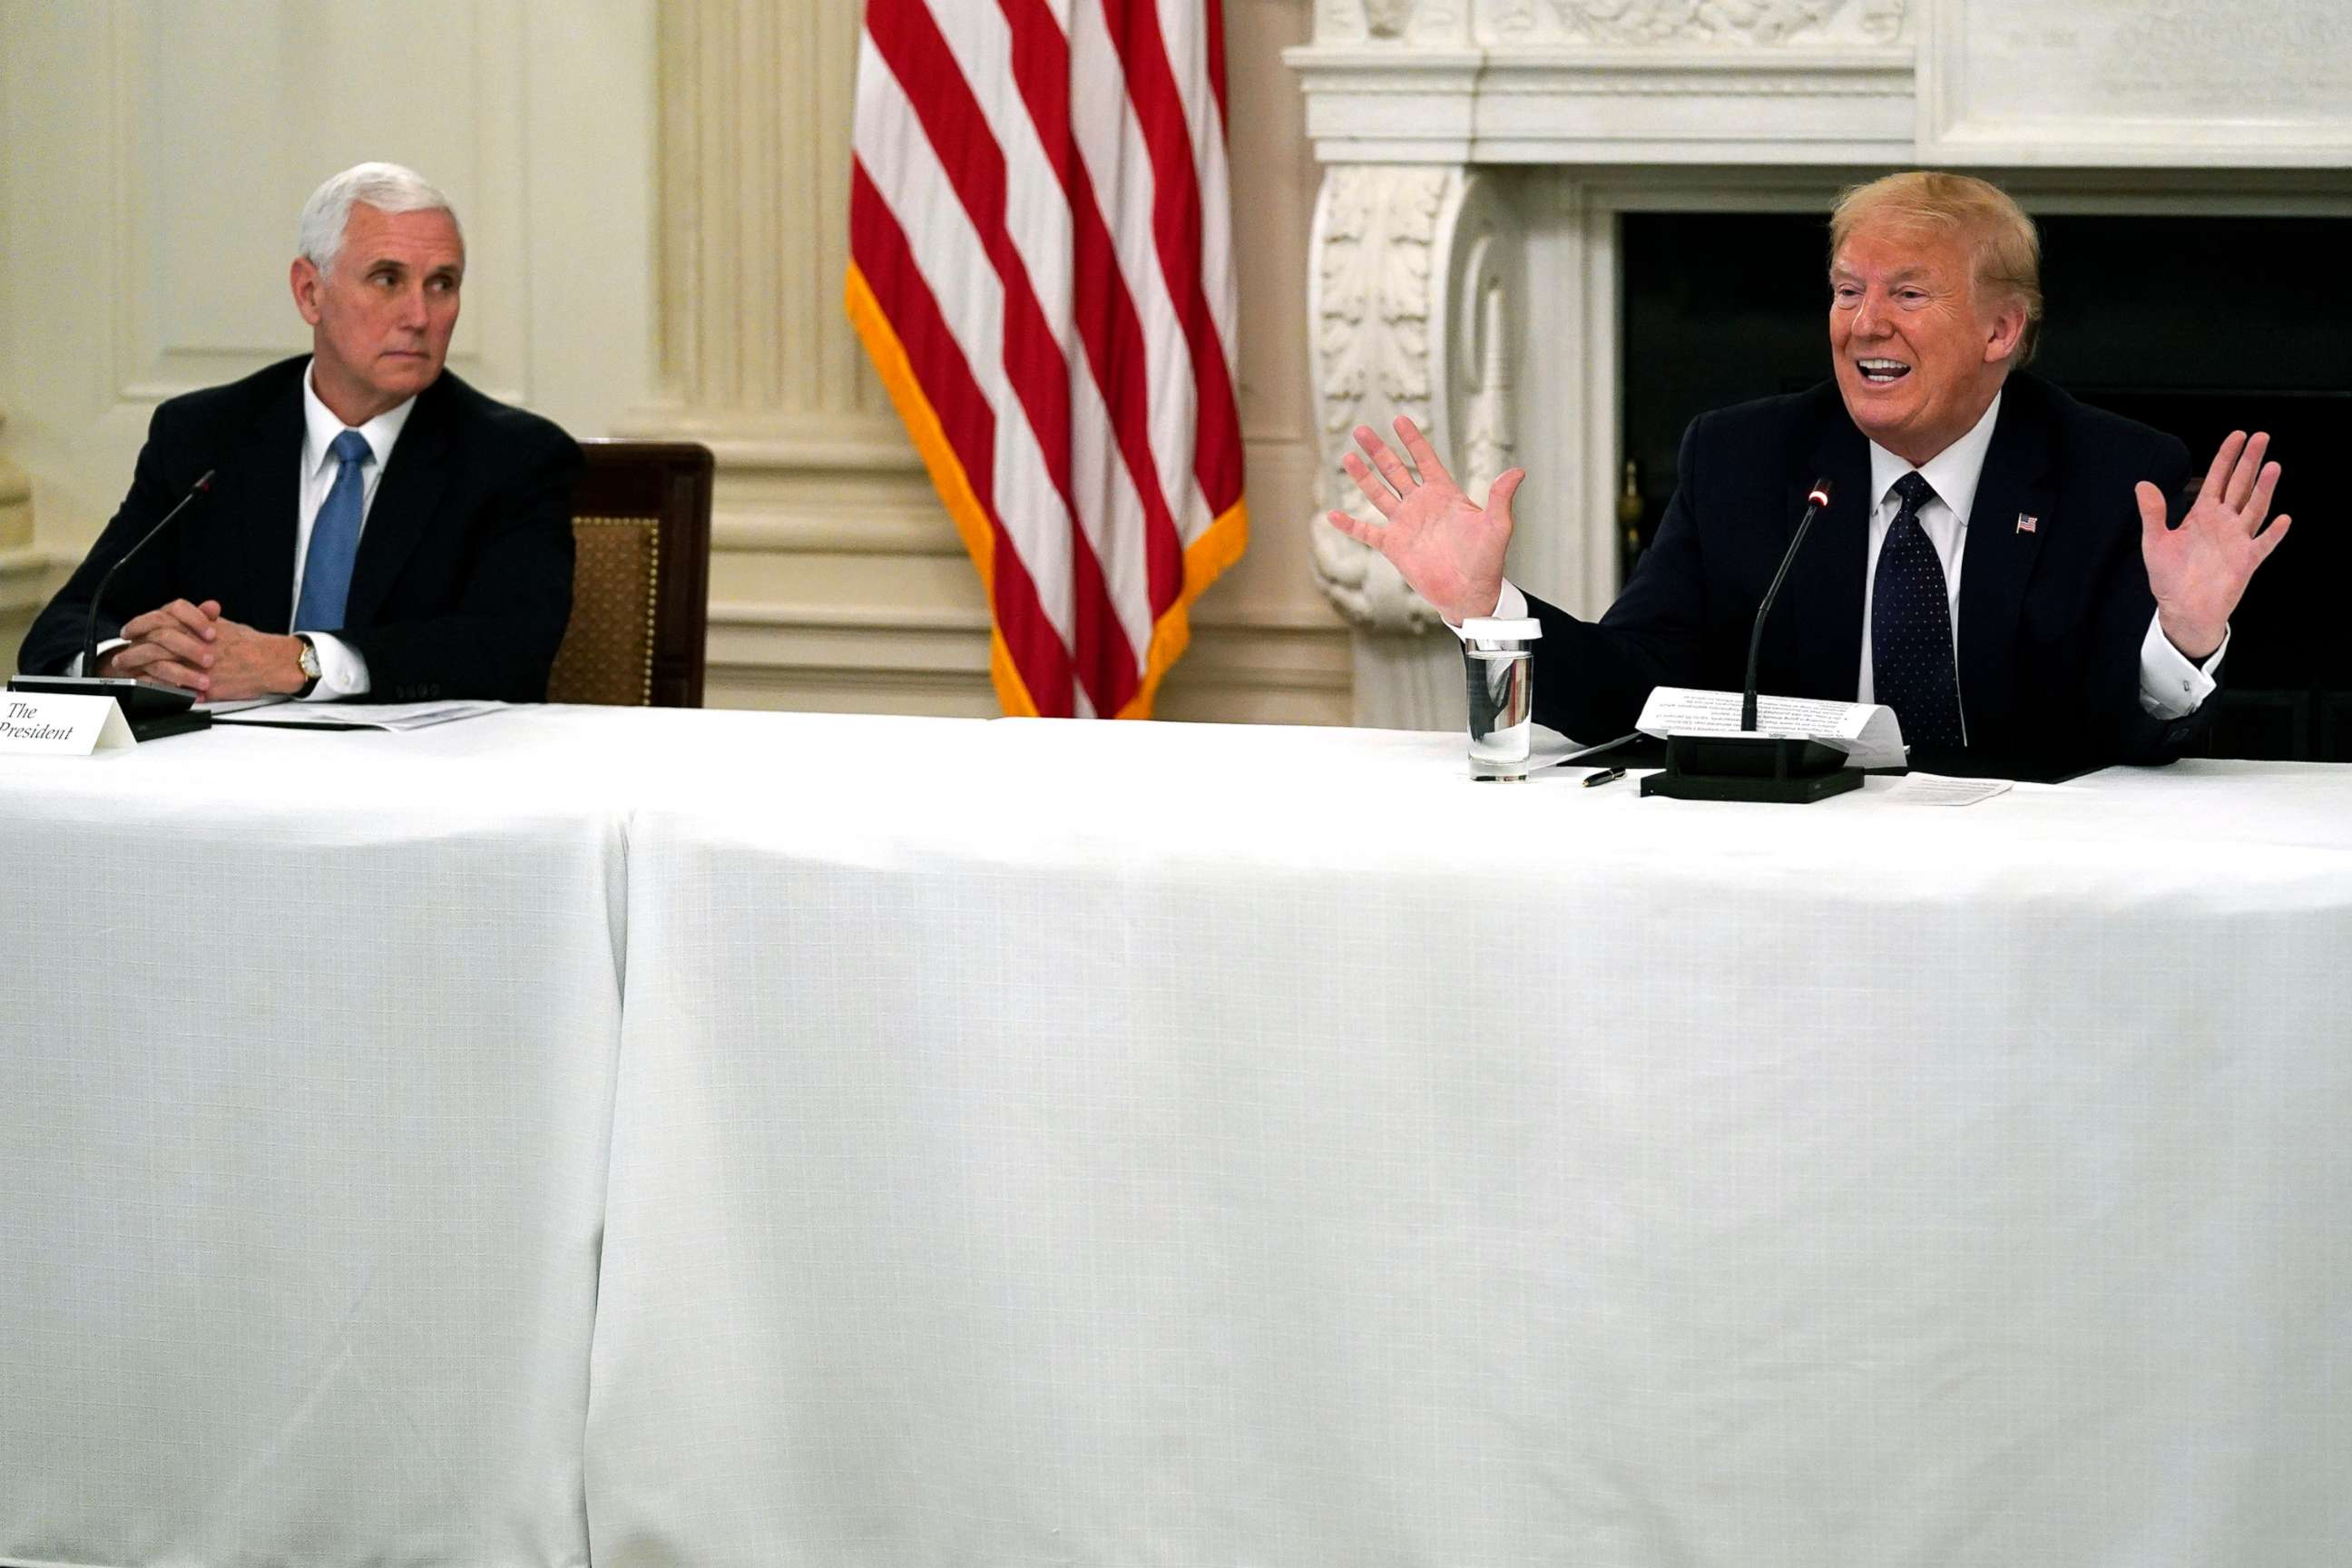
xmin=1308 ymin=164 xmax=1519 ymax=655
xmin=1485 ymin=0 xmax=1907 ymax=46
xmin=1316 ymin=0 xmax=1470 ymax=45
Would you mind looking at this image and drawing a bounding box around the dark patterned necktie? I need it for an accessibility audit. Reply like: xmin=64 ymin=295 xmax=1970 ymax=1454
xmin=1871 ymin=470 xmax=1964 ymax=750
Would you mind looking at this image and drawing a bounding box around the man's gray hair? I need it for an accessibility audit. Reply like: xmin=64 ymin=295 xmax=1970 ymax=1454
xmin=297 ymin=162 xmax=461 ymax=279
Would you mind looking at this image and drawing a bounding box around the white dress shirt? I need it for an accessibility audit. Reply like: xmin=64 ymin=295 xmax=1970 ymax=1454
xmin=1466 ymin=388 xmax=2225 ymax=723
xmin=289 ymin=361 xmax=417 ymax=700
xmin=1857 ymin=392 xmax=2222 ymax=723
xmin=86 ymin=358 xmax=416 ymax=700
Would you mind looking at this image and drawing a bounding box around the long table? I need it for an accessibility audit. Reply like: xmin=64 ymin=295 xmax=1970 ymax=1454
xmin=7 ymin=710 xmax=2351 ymax=1568
xmin=0 ymin=716 xmax=631 ymax=1568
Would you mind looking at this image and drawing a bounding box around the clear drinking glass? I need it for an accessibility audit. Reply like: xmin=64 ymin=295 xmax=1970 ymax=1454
xmin=1461 ymin=616 xmax=1542 ymax=780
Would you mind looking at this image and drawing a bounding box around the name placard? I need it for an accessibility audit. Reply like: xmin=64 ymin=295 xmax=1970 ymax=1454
xmin=0 ymin=694 xmax=135 ymax=756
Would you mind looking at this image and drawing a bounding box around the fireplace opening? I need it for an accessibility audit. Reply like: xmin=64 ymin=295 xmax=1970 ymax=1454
xmin=1617 ymin=210 xmax=2352 ymax=761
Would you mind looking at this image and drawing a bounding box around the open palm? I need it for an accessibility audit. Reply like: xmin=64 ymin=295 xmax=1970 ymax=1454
xmin=2139 ymin=429 xmax=2291 ymax=662
xmin=1324 ymin=415 xmax=1524 ymax=626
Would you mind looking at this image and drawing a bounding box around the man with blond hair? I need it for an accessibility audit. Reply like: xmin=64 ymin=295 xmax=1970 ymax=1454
xmin=19 ymin=162 xmax=578 ymax=703
xmin=1330 ymin=171 xmax=2290 ymax=775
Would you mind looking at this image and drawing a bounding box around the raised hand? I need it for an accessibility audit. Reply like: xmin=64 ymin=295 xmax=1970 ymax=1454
xmin=1324 ymin=415 xmax=1526 ymax=626
xmin=2139 ymin=430 xmax=2291 ymax=662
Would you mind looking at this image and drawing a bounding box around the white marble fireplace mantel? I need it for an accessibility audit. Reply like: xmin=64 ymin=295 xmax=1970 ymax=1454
xmin=1289 ymin=0 xmax=2352 ymax=729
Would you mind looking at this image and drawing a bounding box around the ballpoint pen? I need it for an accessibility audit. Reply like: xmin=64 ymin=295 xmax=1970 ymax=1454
xmin=1583 ymin=766 xmax=1626 ymax=788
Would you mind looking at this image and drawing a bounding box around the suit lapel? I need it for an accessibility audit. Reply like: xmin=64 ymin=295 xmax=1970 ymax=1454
xmin=345 ymin=380 xmax=455 ymax=627
xmin=1786 ymin=413 xmax=1872 ymax=702
xmin=233 ymin=371 xmax=307 ymax=632
xmin=1955 ymin=387 xmax=2053 ymax=746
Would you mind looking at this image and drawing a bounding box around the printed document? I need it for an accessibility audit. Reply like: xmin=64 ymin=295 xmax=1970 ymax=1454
xmin=1636 ymin=686 xmax=1907 ymax=770
xmin=211 ymin=700 xmax=509 ymax=732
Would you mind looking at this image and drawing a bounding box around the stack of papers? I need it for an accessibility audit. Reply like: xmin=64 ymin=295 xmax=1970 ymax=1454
xmin=205 ymin=699 xmax=510 ymax=732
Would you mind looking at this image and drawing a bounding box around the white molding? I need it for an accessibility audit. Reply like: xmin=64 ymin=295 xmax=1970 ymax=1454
xmin=1289 ymin=44 xmax=1916 ymax=164
xmin=1919 ymin=0 xmax=2352 ymax=167
xmin=1295 ymin=5 xmax=2352 ymax=168
xmin=704 ymin=611 xmax=1352 ymax=723
xmin=611 ymin=419 xmax=925 ymax=476
xmin=100 ymin=0 xmax=533 ymax=412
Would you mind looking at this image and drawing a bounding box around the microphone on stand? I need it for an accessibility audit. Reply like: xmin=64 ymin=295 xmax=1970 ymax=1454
xmin=79 ymin=469 xmax=217 ymax=676
xmin=8 ymin=469 xmax=217 ymax=734
xmin=1642 ymin=475 xmax=1861 ymax=804
xmin=1741 ymin=478 xmax=1833 ymax=731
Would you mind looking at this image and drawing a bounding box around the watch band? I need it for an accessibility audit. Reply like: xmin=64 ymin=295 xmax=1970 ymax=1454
xmin=292 ymin=633 xmax=322 ymax=700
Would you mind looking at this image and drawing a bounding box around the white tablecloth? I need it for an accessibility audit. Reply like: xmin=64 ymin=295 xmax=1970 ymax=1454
xmin=588 ymin=720 xmax=2352 ymax=1568
xmin=0 ymin=715 xmax=631 ymax=1568
xmin=8 ymin=711 xmax=2350 ymax=1568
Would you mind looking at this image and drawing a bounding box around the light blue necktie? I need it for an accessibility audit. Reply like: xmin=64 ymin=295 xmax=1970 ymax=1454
xmin=295 ymin=428 xmax=372 ymax=632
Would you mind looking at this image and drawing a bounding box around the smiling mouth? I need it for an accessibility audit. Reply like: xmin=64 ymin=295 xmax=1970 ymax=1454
xmin=1856 ymin=358 xmax=1911 ymax=384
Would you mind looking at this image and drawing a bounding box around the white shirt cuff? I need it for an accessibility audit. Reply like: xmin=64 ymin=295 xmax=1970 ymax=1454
xmin=1444 ymin=580 xmax=1528 ymax=638
xmin=68 ymin=638 xmax=131 ymax=677
xmin=2138 ymin=612 xmax=2226 ymax=720
xmin=301 ymin=632 xmax=370 ymax=701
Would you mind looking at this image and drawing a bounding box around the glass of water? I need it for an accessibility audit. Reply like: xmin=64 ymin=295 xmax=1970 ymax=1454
xmin=1461 ymin=616 xmax=1542 ymax=780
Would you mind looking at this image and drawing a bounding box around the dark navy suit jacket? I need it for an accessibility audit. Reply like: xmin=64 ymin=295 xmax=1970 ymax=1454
xmin=1528 ymin=372 xmax=2210 ymax=776
xmin=19 ymin=355 xmax=579 ymax=703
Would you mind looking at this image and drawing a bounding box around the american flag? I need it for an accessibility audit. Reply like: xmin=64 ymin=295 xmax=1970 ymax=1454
xmin=847 ymin=0 xmax=1248 ymax=719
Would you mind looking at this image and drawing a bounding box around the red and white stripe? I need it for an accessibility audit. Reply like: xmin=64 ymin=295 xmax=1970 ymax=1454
xmin=848 ymin=0 xmax=1247 ymax=719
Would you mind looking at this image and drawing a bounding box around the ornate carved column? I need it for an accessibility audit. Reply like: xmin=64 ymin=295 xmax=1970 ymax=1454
xmin=1308 ymin=163 xmax=1519 ymax=730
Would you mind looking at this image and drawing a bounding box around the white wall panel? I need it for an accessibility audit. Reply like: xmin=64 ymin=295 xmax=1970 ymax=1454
xmin=0 ymin=0 xmax=653 ymax=571
xmin=112 ymin=0 xmax=525 ymax=402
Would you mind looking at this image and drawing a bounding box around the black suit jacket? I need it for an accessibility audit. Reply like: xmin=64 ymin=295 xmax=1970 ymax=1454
xmin=1529 ymin=373 xmax=2209 ymax=777
xmin=18 ymin=356 xmax=580 ymax=702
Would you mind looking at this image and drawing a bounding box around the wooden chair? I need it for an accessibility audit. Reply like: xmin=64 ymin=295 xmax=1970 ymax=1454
xmin=546 ymin=441 xmax=713 ymax=707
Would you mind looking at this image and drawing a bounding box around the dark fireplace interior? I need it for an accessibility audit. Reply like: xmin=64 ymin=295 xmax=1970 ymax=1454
xmin=1618 ymin=211 xmax=2352 ymax=761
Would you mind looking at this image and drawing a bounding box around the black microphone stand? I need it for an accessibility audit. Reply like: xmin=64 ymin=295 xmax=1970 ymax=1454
xmin=7 ymin=470 xmax=217 ymax=740
xmin=1642 ymin=479 xmax=1864 ymax=804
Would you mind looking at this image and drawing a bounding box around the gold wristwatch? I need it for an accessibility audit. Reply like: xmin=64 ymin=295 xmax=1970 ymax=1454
xmin=292 ymin=633 xmax=322 ymax=699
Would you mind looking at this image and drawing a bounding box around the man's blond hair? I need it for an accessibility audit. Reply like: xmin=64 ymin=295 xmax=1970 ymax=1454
xmin=1829 ymin=171 xmax=2043 ymax=368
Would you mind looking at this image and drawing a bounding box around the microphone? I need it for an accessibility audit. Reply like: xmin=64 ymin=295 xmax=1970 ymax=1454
xmin=1642 ymin=475 xmax=1862 ymax=804
xmin=1740 ymin=477 xmax=1833 ymax=731
xmin=6 ymin=468 xmax=217 ymax=735
xmin=80 ymin=468 xmax=216 ymax=675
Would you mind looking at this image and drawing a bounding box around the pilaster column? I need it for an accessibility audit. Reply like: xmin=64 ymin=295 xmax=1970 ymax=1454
xmin=1307 ymin=162 xmax=1520 ymax=730
xmin=0 ymin=407 xmax=33 ymax=560
xmin=622 ymin=0 xmax=981 ymax=712
xmin=0 ymin=407 xmax=46 ymax=648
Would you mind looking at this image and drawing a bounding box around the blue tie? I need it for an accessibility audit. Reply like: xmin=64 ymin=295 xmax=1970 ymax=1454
xmin=1872 ymin=470 xmax=1965 ymax=750
xmin=295 ymin=428 xmax=372 ymax=632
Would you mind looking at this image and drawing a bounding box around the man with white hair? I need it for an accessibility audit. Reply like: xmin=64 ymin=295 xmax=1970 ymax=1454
xmin=1330 ymin=172 xmax=2293 ymax=777
xmin=18 ymin=162 xmax=579 ymax=702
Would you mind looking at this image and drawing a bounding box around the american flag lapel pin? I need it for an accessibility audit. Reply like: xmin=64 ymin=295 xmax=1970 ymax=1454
xmin=2015 ymin=513 xmax=2039 ymax=535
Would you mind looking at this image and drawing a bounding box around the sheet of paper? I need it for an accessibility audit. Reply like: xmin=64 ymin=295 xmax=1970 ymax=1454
xmin=193 ymin=697 xmax=289 ymax=715
xmin=1888 ymin=772 xmax=2014 ymax=806
xmin=1636 ymin=687 xmax=1908 ymax=770
xmin=211 ymin=700 xmax=512 ymax=732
